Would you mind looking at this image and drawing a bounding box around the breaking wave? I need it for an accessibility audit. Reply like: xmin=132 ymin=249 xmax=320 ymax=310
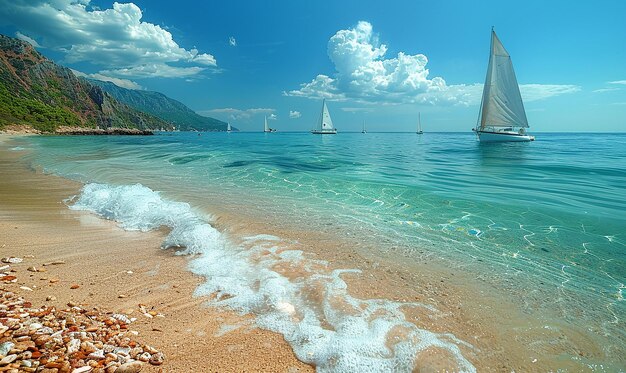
xmin=70 ymin=183 xmax=475 ymax=372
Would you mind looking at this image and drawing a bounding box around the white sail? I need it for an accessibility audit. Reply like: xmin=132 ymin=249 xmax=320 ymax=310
xmin=478 ymin=30 xmax=528 ymax=129
xmin=317 ymin=100 xmax=334 ymax=131
xmin=264 ymin=116 xmax=269 ymax=132
xmin=227 ymin=122 xmax=232 ymax=131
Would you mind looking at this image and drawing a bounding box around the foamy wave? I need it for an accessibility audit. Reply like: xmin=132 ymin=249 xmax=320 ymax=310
xmin=70 ymin=183 xmax=476 ymax=372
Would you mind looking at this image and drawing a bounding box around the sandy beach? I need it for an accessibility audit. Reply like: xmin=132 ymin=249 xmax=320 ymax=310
xmin=1 ymin=134 xmax=621 ymax=372
xmin=0 ymin=137 xmax=312 ymax=372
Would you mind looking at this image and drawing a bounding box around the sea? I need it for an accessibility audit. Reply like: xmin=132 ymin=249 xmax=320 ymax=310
xmin=8 ymin=132 xmax=626 ymax=371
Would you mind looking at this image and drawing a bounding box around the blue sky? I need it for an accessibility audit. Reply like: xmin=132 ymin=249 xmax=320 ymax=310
xmin=1 ymin=0 xmax=625 ymax=132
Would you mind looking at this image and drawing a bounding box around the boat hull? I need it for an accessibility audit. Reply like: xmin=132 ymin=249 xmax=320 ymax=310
xmin=311 ymin=130 xmax=337 ymax=134
xmin=476 ymin=131 xmax=534 ymax=142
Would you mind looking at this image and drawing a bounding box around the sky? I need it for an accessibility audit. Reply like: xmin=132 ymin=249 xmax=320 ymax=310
xmin=0 ymin=0 xmax=625 ymax=132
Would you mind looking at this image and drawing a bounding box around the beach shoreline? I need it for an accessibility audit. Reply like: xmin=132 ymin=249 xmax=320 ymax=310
xmin=1 ymin=134 xmax=623 ymax=372
xmin=0 ymin=135 xmax=312 ymax=372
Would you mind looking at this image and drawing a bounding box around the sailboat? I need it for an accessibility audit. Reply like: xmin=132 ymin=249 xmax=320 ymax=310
xmin=473 ymin=28 xmax=534 ymax=142
xmin=362 ymin=120 xmax=367 ymax=134
xmin=264 ymin=115 xmax=276 ymax=133
xmin=417 ymin=112 xmax=423 ymax=134
xmin=311 ymin=99 xmax=337 ymax=134
xmin=226 ymin=122 xmax=232 ymax=132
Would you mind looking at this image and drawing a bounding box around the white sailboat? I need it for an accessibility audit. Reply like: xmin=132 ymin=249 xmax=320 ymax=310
xmin=311 ymin=99 xmax=337 ymax=134
xmin=226 ymin=122 xmax=232 ymax=132
xmin=417 ymin=112 xmax=423 ymax=134
xmin=362 ymin=120 xmax=367 ymax=134
xmin=473 ymin=28 xmax=534 ymax=142
xmin=264 ymin=115 xmax=276 ymax=133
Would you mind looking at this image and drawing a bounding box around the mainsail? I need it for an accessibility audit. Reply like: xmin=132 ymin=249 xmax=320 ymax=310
xmin=317 ymin=99 xmax=334 ymax=131
xmin=478 ymin=30 xmax=528 ymax=130
xmin=264 ymin=116 xmax=269 ymax=132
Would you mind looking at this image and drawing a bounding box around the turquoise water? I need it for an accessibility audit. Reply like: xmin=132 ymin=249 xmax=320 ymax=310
xmin=12 ymin=132 xmax=626 ymax=369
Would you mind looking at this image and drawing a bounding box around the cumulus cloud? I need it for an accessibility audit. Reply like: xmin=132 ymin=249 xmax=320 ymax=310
xmin=71 ymin=69 xmax=143 ymax=90
xmin=198 ymin=108 xmax=276 ymax=121
xmin=286 ymin=21 xmax=450 ymax=104
xmin=286 ymin=21 xmax=578 ymax=105
xmin=15 ymin=31 xmax=40 ymax=47
xmin=0 ymin=0 xmax=217 ymax=78
xmin=608 ymin=80 xmax=626 ymax=85
xmin=289 ymin=110 xmax=301 ymax=119
xmin=229 ymin=36 xmax=237 ymax=47
xmin=268 ymin=113 xmax=278 ymax=120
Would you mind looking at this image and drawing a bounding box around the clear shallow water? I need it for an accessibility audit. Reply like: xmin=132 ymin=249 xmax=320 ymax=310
xmin=13 ymin=132 xmax=626 ymax=369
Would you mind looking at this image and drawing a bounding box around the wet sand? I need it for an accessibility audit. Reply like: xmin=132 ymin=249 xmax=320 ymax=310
xmin=1 ymin=134 xmax=621 ymax=372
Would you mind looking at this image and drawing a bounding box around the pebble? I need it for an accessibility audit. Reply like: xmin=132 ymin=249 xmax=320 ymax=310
xmin=1 ymin=257 xmax=22 ymax=264
xmin=114 ymin=361 xmax=143 ymax=373
xmin=46 ymin=295 xmax=57 ymax=301
xmin=0 ymin=291 xmax=166 ymax=371
xmin=70 ymin=284 xmax=80 ymax=289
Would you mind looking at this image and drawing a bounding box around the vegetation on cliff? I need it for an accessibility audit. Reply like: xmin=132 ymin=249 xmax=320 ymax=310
xmin=0 ymin=34 xmax=168 ymax=133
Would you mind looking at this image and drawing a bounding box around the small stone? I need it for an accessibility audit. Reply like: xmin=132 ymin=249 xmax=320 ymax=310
xmin=27 ymin=266 xmax=38 ymax=272
xmin=142 ymin=345 xmax=158 ymax=354
xmin=0 ymin=342 xmax=15 ymax=356
xmin=0 ymin=354 xmax=17 ymax=365
xmin=46 ymin=295 xmax=57 ymax=301
xmin=49 ymin=279 xmax=60 ymax=283
xmin=72 ymin=367 xmax=92 ymax=373
xmin=70 ymin=284 xmax=80 ymax=289
xmin=114 ymin=361 xmax=143 ymax=373
xmin=43 ymin=261 xmax=65 ymax=266
xmin=148 ymin=352 xmax=164 ymax=366
xmin=1 ymin=257 xmax=22 ymax=264
xmin=137 ymin=352 xmax=151 ymax=362
xmin=118 ymin=295 xmax=127 ymax=299
xmin=20 ymin=286 xmax=33 ymax=291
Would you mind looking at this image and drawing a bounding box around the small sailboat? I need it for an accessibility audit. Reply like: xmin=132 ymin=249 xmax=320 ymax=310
xmin=473 ymin=28 xmax=534 ymax=142
xmin=264 ymin=115 xmax=276 ymax=133
xmin=362 ymin=120 xmax=367 ymax=134
xmin=416 ymin=112 xmax=423 ymax=134
xmin=226 ymin=122 xmax=232 ymax=132
xmin=311 ymin=99 xmax=337 ymax=134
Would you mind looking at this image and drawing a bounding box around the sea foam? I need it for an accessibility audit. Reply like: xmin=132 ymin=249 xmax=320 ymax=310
xmin=70 ymin=183 xmax=476 ymax=372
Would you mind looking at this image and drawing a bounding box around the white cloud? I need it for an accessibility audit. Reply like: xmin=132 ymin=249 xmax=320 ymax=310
xmin=198 ymin=108 xmax=276 ymax=121
xmin=0 ymin=1 xmax=217 ymax=78
xmin=286 ymin=21 xmax=579 ymax=105
xmin=100 ymin=64 xmax=205 ymax=79
xmin=15 ymin=31 xmax=40 ymax=47
xmin=608 ymin=80 xmax=626 ymax=85
xmin=71 ymin=69 xmax=143 ymax=90
xmin=593 ymin=88 xmax=620 ymax=93
xmin=229 ymin=36 xmax=237 ymax=47
xmin=286 ymin=21 xmax=450 ymax=104
xmin=268 ymin=113 xmax=277 ymax=120
xmin=289 ymin=110 xmax=301 ymax=119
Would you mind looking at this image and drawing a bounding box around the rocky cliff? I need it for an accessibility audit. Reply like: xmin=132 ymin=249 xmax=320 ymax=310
xmin=0 ymin=34 xmax=168 ymax=132
xmin=89 ymin=80 xmax=227 ymax=131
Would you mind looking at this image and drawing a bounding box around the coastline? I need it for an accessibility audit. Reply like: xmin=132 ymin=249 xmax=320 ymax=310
xmin=0 ymin=135 xmax=311 ymax=372
xmin=1 ymin=134 xmax=622 ymax=371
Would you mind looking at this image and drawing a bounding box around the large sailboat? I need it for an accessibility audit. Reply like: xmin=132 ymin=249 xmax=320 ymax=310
xmin=473 ymin=29 xmax=534 ymax=142
xmin=264 ymin=115 xmax=276 ymax=133
xmin=417 ymin=112 xmax=423 ymax=134
xmin=311 ymin=99 xmax=337 ymax=134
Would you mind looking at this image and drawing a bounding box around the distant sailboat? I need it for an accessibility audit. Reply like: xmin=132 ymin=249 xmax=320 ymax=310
xmin=362 ymin=120 xmax=367 ymax=134
xmin=311 ymin=99 xmax=337 ymax=134
xmin=473 ymin=28 xmax=534 ymax=142
xmin=226 ymin=122 xmax=232 ymax=132
xmin=417 ymin=112 xmax=423 ymax=134
xmin=264 ymin=115 xmax=276 ymax=133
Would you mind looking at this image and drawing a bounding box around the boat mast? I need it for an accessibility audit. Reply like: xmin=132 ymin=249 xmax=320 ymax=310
xmin=477 ymin=27 xmax=495 ymax=131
